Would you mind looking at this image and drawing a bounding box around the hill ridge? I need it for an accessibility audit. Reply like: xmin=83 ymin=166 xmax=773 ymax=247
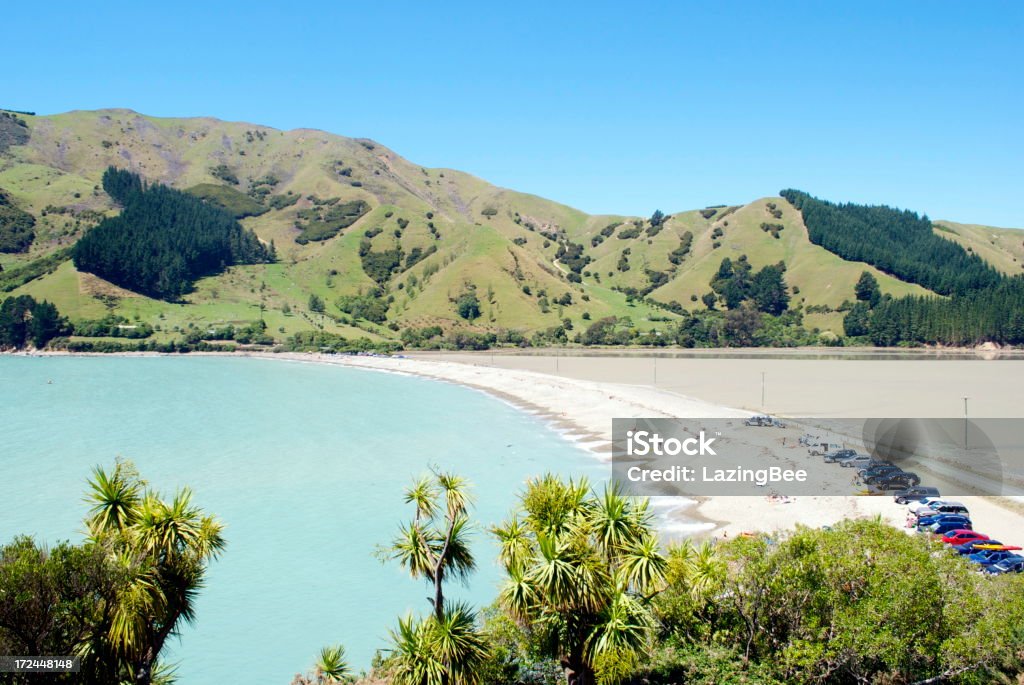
xmin=1 ymin=108 xmax=1020 ymax=348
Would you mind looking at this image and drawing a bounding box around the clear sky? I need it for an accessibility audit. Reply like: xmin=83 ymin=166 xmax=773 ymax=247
xmin=3 ymin=1 xmax=1022 ymax=226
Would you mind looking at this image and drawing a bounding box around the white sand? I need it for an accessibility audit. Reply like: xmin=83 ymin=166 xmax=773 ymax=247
xmin=254 ymin=351 xmax=1024 ymax=546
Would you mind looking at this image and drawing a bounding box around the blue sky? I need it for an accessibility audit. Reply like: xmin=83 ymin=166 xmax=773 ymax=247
xmin=3 ymin=1 xmax=1022 ymax=226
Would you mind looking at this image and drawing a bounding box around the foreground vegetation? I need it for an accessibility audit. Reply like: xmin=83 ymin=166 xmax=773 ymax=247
xmin=4 ymin=468 xmax=1024 ymax=684
xmin=295 ymin=475 xmax=1024 ymax=685
xmin=0 ymin=461 xmax=223 ymax=685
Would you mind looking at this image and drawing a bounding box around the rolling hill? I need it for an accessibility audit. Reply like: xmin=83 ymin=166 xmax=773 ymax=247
xmin=1 ymin=108 xmax=1021 ymax=347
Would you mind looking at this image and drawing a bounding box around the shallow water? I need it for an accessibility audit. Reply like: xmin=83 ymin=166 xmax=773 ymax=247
xmin=0 ymin=355 xmax=606 ymax=683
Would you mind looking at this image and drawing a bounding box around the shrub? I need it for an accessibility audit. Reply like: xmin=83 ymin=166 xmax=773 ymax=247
xmin=360 ymin=244 xmax=404 ymax=283
xmin=0 ymin=189 xmax=36 ymax=253
xmin=336 ymin=289 xmax=389 ymax=323
xmin=295 ymin=200 xmax=371 ymax=244
xmin=186 ymin=184 xmax=268 ymax=218
xmin=456 ymin=289 xmax=482 ymax=320
xmin=267 ymin=192 xmax=300 ymax=210
xmin=618 ymin=226 xmax=642 ymax=239
xmin=209 ymin=164 xmax=239 ymax=185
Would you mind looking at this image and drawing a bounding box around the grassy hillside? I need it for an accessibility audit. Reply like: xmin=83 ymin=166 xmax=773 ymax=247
xmin=934 ymin=221 xmax=1024 ymax=276
xmin=1 ymin=108 xmax=1019 ymax=345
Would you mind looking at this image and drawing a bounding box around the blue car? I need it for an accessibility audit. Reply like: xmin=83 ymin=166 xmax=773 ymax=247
xmin=916 ymin=513 xmax=971 ymax=530
xmin=967 ymin=550 xmax=1018 ymax=567
xmin=988 ymin=555 xmax=1024 ymax=575
xmin=929 ymin=520 xmax=973 ymax=535
xmin=953 ymin=539 xmax=1002 ymax=555
xmin=917 ymin=511 xmax=970 ymax=528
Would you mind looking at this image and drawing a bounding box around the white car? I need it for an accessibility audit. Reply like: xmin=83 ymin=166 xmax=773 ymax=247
xmin=908 ymin=497 xmax=946 ymax=514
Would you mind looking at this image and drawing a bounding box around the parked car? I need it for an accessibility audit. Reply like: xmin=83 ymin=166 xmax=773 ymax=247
xmin=988 ymin=555 xmax=1024 ymax=575
xmin=908 ymin=497 xmax=947 ymax=513
xmin=894 ymin=487 xmax=940 ymax=504
xmin=864 ymin=468 xmax=908 ymax=484
xmin=876 ymin=472 xmax=922 ymax=489
xmin=931 ymin=521 xmax=975 ymax=536
xmin=860 ymin=465 xmax=901 ymax=479
xmin=809 ymin=442 xmax=843 ymax=456
xmin=968 ymin=550 xmax=1020 ymax=567
xmin=917 ymin=509 xmax=970 ymax=528
xmin=939 ymin=529 xmax=986 ymax=544
xmin=840 ymin=455 xmax=872 ymax=468
xmin=915 ymin=502 xmax=969 ymax=518
xmin=823 ymin=448 xmax=858 ymax=463
xmin=952 ymin=539 xmax=1003 ymax=555
xmin=917 ymin=513 xmax=971 ymax=529
xmin=745 ymin=415 xmax=785 ymax=428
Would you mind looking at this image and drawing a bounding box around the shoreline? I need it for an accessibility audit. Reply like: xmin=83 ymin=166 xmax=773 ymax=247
xmin=11 ymin=349 xmax=1024 ymax=542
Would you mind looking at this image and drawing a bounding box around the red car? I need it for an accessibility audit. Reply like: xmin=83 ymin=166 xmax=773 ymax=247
xmin=942 ymin=530 xmax=989 ymax=545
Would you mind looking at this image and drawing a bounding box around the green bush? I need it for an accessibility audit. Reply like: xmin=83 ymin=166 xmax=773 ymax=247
xmin=295 ymin=200 xmax=370 ymax=244
xmin=0 ymin=189 xmax=36 ymax=253
xmin=336 ymin=289 xmax=389 ymax=323
xmin=209 ymin=164 xmax=239 ymax=185
xmin=186 ymin=183 xmax=268 ymax=218
xmin=456 ymin=289 xmax=481 ymax=320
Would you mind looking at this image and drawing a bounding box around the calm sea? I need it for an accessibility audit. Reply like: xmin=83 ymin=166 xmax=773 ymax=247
xmin=0 ymin=355 xmax=605 ymax=683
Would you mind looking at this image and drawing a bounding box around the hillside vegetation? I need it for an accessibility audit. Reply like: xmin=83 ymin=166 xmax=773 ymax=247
xmin=0 ymin=188 xmax=35 ymax=253
xmin=72 ymin=168 xmax=275 ymax=299
xmin=781 ymin=189 xmax=1003 ymax=295
xmin=0 ymin=108 xmax=1020 ymax=350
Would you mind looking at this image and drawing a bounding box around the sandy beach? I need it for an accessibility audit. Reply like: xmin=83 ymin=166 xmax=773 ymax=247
xmin=241 ymin=349 xmax=1024 ymax=546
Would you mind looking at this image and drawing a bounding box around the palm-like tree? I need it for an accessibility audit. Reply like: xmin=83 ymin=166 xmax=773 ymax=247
xmin=384 ymin=469 xmax=489 ymax=685
xmin=388 ymin=614 xmax=445 ymax=685
xmin=314 ymin=644 xmax=351 ymax=683
xmin=85 ymin=462 xmax=225 ymax=685
xmin=385 ymin=468 xmax=476 ymax=621
xmin=493 ymin=475 xmax=666 ymax=685
xmin=665 ymin=539 xmax=725 ymax=602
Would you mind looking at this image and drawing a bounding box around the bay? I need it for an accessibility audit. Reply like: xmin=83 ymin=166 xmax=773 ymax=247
xmin=0 ymin=355 xmax=603 ymax=683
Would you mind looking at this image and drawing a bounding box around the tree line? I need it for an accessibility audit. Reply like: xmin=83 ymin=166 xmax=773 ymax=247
xmin=786 ymin=189 xmax=1024 ymax=347
xmin=0 ymin=294 xmax=67 ymax=349
xmin=781 ymin=189 xmax=1001 ymax=296
xmin=852 ymin=276 xmax=1024 ymax=346
xmin=72 ymin=168 xmax=275 ymax=300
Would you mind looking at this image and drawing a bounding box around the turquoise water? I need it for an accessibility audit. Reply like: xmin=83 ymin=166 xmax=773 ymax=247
xmin=0 ymin=356 xmax=604 ymax=683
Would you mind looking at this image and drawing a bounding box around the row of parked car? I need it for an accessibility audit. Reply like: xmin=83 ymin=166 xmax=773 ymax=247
xmin=806 ymin=440 xmax=923 ymax=492
xmin=899 ymin=495 xmax=1023 ymax=575
xmin=803 ymin=437 xmax=1021 ymax=575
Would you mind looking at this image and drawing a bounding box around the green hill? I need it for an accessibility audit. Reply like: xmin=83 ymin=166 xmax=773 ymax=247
xmin=1 ymin=108 xmax=1020 ymax=346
